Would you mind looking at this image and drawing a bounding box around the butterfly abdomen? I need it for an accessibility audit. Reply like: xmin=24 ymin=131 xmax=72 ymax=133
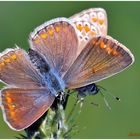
xmin=76 ymin=83 xmax=99 ymax=97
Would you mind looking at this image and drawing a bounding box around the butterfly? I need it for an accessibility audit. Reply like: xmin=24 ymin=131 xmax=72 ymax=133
xmin=0 ymin=8 xmax=134 ymax=131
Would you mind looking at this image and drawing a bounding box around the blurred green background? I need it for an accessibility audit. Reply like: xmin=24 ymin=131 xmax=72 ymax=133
xmin=0 ymin=1 xmax=139 ymax=139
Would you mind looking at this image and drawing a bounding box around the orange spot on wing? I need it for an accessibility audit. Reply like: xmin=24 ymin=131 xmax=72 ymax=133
xmin=84 ymin=26 xmax=90 ymax=32
xmin=112 ymin=50 xmax=119 ymax=56
xmin=0 ymin=62 xmax=5 ymax=67
xmin=40 ymin=32 xmax=47 ymax=39
xmin=10 ymin=111 xmax=15 ymax=117
xmin=92 ymin=17 xmax=97 ymax=22
xmin=11 ymin=54 xmax=17 ymax=60
xmin=100 ymin=41 xmax=104 ymax=49
xmin=76 ymin=25 xmax=83 ymax=31
xmin=34 ymin=37 xmax=40 ymax=44
xmin=6 ymin=97 xmax=12 ymax=103
xmin=4 ymin=58 xmax=11 ymax=63
xmin=55 ymin=26 xmax=60 ymax=32
xmin=106 ymin=46 xmax=113 ymax=54
xmin=100 ymin=41 xmax=106 ymax=49
xmin=90 ymin=31 xmax=96 ymax=36
xmin=48 ymin=29 xmax=54 ymax=36
xmin=8 ymin=104 xmax=15 ymax=111
xmin=98 ymin=19 xmax=104 ymax=25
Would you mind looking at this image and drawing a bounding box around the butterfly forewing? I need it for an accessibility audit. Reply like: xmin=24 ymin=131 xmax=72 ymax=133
xmin=63 ymin=36 xmax=134 ymax=89
xmin=29 ymin=18 xmax=78 ymax=77
xmin=70 ymin=8 xmax=108 ymax=55
xmin=1 ymin=88 xmax=55 ymax=130
xmin=0 ymin=48 xmax=43 ymax=88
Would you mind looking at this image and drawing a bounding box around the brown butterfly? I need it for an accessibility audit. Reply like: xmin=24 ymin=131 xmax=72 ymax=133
xmin=0 ymin=9 xmax=134 ymax=131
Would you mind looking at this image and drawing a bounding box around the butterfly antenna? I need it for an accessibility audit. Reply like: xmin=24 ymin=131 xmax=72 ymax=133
xmin=97 ymin=85 xmax=120 ymax=101
xmin=65 ymin=90 xmax=99 ymax=109
xmin=64 ymin=90 xmax=76 ymax=99
xmin=99 ymin=90 xmax=111 ymax=110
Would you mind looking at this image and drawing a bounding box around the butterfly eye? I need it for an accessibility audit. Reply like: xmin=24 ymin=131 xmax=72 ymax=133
xmin=97 ymin=12 xmax=105 ymax=25
xmin=83 ymin=22 xmax=91 ymax=32
xmin=90 ymin=12 xmax=97 ymax=22
xmin=76 ymin=22 xmax=83 ymax=31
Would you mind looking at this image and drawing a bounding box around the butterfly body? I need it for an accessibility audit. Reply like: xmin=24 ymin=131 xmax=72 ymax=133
xmin=42 ymin=71 xmax=64 ymax=96
xmin=29 ymin=49 xmax=65 ymax=96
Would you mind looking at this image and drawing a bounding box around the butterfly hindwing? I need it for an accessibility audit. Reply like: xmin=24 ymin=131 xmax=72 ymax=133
xmin=1 ymin=88 xmax=55 ymax=130
xmin=70 ymin=8 xmax=107 ymax=55
xmin=63 ymin=36 xmax=134 ymax=89
xmin=29 ymin=18 xmax=78 ymax=77
xmin=0 ymin=48 xmax=43 ymax=88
